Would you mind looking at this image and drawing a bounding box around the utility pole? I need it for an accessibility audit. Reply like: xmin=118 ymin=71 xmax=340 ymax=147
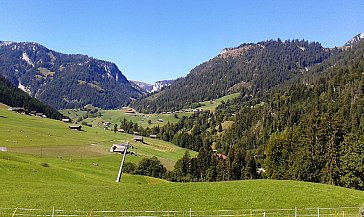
xmin=115 ymin=144 xmax=128 ymax=182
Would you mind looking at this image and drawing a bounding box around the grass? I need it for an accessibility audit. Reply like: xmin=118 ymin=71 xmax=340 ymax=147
xmin=196 ymin=93 xmax=240 ymax=111
xmin=0 ymin=108 xmax=195 ymax=170
xmin=1 ymin=107 xmax=363 ymax=213
xmin=61 ymin=107 xmax=190 ymax=128
xmin=1 ymin=151 xmax=363 ymax=212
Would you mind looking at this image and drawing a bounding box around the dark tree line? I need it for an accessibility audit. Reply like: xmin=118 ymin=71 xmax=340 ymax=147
xmin=0 ymin=75 xmax=65 ymax=120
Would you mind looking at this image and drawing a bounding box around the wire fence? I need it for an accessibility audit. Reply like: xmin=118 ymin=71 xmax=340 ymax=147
xmin=0 ymin=207 xmax=361 ymax=217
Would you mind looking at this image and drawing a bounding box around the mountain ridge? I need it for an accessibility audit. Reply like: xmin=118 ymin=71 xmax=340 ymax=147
xmin=133 ymin=39 xmax=337 ymax=113
xmin=131 ymin=79 xmax=174 ymax=93
xmin=0 ymin=40 xmax=142 ymax=109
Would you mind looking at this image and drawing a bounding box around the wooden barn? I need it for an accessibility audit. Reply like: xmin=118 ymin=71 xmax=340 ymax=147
xmin=134 ymin=136 xmax=143 ymax=143
xmin=69 ymin=125 xmax=82 ymax=131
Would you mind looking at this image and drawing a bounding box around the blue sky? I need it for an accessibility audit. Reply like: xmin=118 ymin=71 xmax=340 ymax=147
xmin=0 ymin=0 xmax=363 ymax=83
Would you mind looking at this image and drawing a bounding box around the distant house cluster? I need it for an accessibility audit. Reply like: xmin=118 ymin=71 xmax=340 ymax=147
xmin=8 ymin=107 xmax=47 ymax=118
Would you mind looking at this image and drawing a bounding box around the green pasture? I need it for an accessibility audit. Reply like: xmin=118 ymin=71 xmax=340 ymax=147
xmin=1 ymin=107 xmax=363 ymax=213
xmin=0 ymin=108 xmax=194 ymax=169
xmin=61 ymin=108 xmax=189 ymax=128
xmin=196 ymin=93 xmax=240 ymax=111
xmin=1 ymin=151 xmax=363 ymax=211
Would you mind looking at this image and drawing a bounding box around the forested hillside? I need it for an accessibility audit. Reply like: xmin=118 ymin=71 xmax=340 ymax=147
xmin=0 ymin=75 xmax=65 ymax=119
xmin=134 ymin=39 xmax=337 ymax=113
xmin=0 ymin=41 xmax=143 ymax=109
xmin=125 ymin=40 xmax=364 ymax=189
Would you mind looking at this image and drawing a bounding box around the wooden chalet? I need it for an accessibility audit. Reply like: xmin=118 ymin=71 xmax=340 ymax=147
xmin=110 ymin=143 xmax=128 ymax=153
xmin=124 ymin=108 xmax=136 ymax=114
xmin=8 ymin=107 xmax=28 ymax=114
xmin=134 ymin=136 xmax=143 ymax=142
xmin=149 ymin=134 xmax=157 ymax=139
xmin=117 ymin=129 xmax=125 ymax=133
xmin=69 ymin=125 xmax=82 ymax=131
xmin=62 ymin=118 xmax=71 ymax=123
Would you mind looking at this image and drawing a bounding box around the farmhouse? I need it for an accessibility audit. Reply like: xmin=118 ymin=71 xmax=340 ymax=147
xmin=124 ymin=108 xmax=136 ymax=114
xmin=110 ymin=143 xmax=128 ymax=153
xmin=8 ymin=107 xmax=28 ymax=114
xmin=149 ymin=134 xmax=157 ymax=139
xmin=133 ymin=131 xmax=139 ymax=135
xmin=62 ymin=118 xmax=71 ymax=123
xmin=117 ymin=129 xmax=125 ymax=133
xmin=69 ymin=125 xmax=82 ymax=131
xmin=36 ymin=112 xmax=43 ymax=117
xmin=158 ymin=119 xmax=163 ymax=122
xmin=134 ymin=136 xmax=143 ymax=142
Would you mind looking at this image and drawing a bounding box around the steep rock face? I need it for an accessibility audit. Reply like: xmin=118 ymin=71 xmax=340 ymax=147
xmin=131 ymin=80 xmax=153 ymax=93
xmin=134 ymin=39 xmax=336 ymax=113
xmin=151 ymin=80 xmax=174 ymax=92
xmin=131 ymin=79 xmax=174 ymax=93
xmin=0 ymin=41 xmax=142 ymax=109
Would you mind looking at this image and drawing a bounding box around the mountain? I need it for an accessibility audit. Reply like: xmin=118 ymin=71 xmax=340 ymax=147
xmin=0 ymin=75 xmax=65 ymax=119
xmin=144 ymin=40 xmax=364 ymax=188
xmin=131 ymin=79 xmax=174 ymax=93
xmin=0 ymin=41 xmax=142 ymax=109
xmin=151 ymin=80 xmax=174 ymax=92
xmin=131 ymin=80 xmax=153 ymax=93
xmin=344 ymin=32 xmax=364 ymax=46
xmin=133 ymin=39 xmax=337 ymax=113
xmin=212 ymin=39 xmax=364 ymax=188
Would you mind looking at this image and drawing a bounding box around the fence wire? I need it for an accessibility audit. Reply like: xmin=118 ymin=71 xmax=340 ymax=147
xmin=0 ymin=207 xmax=361 ymax=217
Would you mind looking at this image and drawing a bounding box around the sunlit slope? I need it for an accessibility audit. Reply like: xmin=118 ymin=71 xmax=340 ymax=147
xmin=1 ymin=152 xmax=363 ymax=211
xmin=0 ymin=108 xmax=195 ymax=169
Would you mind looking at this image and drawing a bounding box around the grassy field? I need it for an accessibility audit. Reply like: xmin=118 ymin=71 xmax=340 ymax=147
xmin=1 ymin=151 xmax=363 ymax=212
xmin=1 ymin=107 xmax=363 ymax=214
xmin=0 ymin=108 xmax=195 ymax=169
xmin=196 ymin=93 xmax=240 ymax=111
xmin=60 ymin=93 xmax=240 ymax=130
xmin=61 ymin=107 xmax=189 ymax=128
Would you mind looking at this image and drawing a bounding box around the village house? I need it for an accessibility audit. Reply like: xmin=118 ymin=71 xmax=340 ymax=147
xmin=62 ymin=118 xmax=71 ymax=123
xmin=117 ymin=129 xmax=125 ymax=133
xmin=8 ymin=107 xmax=28 ymax=114
xmin=149 ymin=134 xmax=157 ymax=139
xmin=134 ymin=136 xmax=143 ymax=143
xmin=69 ymin=125 xmax=82 ymax=131
xmin=36 ymin=112 xmax=43 ymax=117
xmin=110 ymin=143 xmax=128 ymax=153
xmin=124 ymin=108 xmax=136 ymax=114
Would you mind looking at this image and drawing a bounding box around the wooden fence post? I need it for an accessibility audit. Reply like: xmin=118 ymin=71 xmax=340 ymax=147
xmin=11 ymin=207 xmax=18 ymax=217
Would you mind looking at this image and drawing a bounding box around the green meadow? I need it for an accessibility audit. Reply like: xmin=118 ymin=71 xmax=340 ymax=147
xmin=196 ymin=93 xmax=240 ymax=112
xmin=61 ymin=107 xmax=188 ymax=128
xmin=0 ymin=108 xmax=194 ymax=169
xmin=0 ymin=107 xmax=363 ymax=214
